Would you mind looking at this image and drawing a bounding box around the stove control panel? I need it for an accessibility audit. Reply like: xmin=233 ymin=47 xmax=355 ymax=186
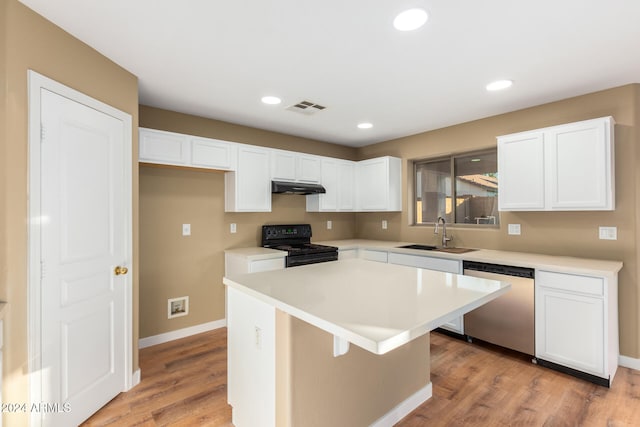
xmin=262 ymin=224 xmax=312 ymax=244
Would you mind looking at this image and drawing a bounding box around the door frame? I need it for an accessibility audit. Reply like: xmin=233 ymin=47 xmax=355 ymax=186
xmin=27 ymin=70 xmax=133 ymax=425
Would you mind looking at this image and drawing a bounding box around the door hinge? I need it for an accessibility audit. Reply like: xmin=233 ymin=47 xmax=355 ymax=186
xmin=40 ymin=259 xmax=46 ymax=279
xmin=40 ymin=123 xmax=46 ymax=141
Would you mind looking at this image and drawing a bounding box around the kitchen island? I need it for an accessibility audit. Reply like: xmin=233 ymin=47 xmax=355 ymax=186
xmin=223 ymin=258 xmax=510 ymax=427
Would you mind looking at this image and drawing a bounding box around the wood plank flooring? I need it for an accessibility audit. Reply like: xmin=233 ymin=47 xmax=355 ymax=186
xmin=82 ymin=328 xmax=640 ymax=426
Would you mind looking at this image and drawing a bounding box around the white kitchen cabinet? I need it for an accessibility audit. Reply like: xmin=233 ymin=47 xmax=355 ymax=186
xmin=535 ymin=270 xmax=618 ymax=385
xmin=227 ymin=287 xmax=276 ymax=427
xmin=140 ymin=128 xmax=237 ymax=171
xmin=306 ymin=158 xmax=355 ymax=212
xmin=338 ymin=248 xmax=358 ymax=260
xmin=225 ymin=145 xmax=272 ymax=212
xmin=388 ymin=252 xmax=464 ymax=334
xmin=498 ymin=116 xmax=615 ymax=211
xmin=271 ymin=149 xmax=321 ymax=183
xmin=190 ymin=136 xmax=237 ymax=170
xmin=356 ymin=156 xmax=402 ymax=211
xmin=139 ymin=128 xmax=189 ymax=166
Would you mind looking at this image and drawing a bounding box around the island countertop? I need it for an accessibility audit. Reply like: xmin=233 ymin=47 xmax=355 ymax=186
xmin=223 ymin=258 xmax=510 ymax=355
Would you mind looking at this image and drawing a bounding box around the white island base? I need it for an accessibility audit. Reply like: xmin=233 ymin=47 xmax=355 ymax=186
xmin=225 ymin=259 xmax=510 ymax=427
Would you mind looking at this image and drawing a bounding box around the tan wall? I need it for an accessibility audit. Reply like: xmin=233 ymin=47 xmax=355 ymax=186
xmin=357 ymin=85 xmax=640 ymax=358
xmin=277 ymin=315 xmax=429 ymax=427
xmin=1 ymin=1 xmax=140 ymax=423
xmin=138 ymin=106 xmax=358 ymax=338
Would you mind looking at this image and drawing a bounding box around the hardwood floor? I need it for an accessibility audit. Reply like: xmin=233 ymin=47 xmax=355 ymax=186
xmin=83 ymin=328 xmax=639 ymax=426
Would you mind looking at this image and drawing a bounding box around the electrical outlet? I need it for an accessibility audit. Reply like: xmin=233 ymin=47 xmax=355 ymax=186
xmin=182 ymin=224 xmax=191 ymax=236
xmin=382 ymin=220 xmax=388 ymax=230
xmin=230 ymin=223 xmax=237 ymax=233
xmin=508 ymin=224 xmax=521 ymax=235
xmin=599 ymin=226 xmax=617 ymax=240
xmin=327 ymin=220 xmax=332 ymax=230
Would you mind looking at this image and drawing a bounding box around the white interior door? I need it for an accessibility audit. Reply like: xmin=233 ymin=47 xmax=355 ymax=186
xmin=29 ymin=71 xmax=132 ymax=427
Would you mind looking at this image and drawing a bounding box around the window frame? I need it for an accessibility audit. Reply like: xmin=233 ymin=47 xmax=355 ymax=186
xmin=413 ymin=148 xmax=499 ymax=228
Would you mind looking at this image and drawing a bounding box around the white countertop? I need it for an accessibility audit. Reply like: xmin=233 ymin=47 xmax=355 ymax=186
xmin=224 ymin=258 xmax=510 ymax=355
xmin=317 ymin=239 xmax=623 ymax=277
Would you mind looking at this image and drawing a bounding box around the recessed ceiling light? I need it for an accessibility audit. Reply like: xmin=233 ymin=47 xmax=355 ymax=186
xmin=357 ymin=122 xmax=373 ymax=129
xmin=261 ymin=96 xmax=282 ymax=105
xmin=486 ymin=80 xmax=513 ymax=91
xmin=394 ymin=8 xmax=428 ymax=31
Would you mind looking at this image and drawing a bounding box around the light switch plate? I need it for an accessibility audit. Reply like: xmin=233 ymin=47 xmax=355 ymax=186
xmin=508 ymin=224 xmax=521 ymax=235
xmin=382 ymin=220 xmax=388 ymax=230
xmin=182 ymin=224 xmax=191 ymax=236
xmin=230 ymin=223 xmax=237 ymax=234
xmin=327 ymin=220 xmax=332 ymax=230
xmin=599 ymin=226 xmax=617 ymax=240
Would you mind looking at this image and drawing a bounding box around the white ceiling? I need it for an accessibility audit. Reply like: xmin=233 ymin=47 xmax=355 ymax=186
xmin=18 ymin=0 xmax=640 ymax=147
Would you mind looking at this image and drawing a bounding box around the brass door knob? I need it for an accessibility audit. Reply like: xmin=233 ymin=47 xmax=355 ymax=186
xmin=114 ymin=266 xmax=129 ymax=276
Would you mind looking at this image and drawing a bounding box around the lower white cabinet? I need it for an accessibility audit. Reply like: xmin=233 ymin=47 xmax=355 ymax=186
xmin=338 ymin=248 xmax=358 ymax=260
xmin=227 ymin=287 xmax=276 ymax=427
xmin=535 ymin=270 xmax=618 ymax=385
xmin=388 ymin=252 xmax=463 ymax=334
xmin=225 ymin=253 xmax=285 ymax=277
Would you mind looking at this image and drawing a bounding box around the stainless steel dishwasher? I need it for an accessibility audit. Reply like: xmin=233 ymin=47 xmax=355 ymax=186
xmin=463 ymin=261 xmax=535 ymax=355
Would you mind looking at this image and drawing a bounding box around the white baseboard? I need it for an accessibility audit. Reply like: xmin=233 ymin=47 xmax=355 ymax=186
xmin=370 ymin=382 xmax=433 ymax=427
xmin=139 ymin=318 xmax=227 ymax=349
xmin=619 ymin=355 xmax=640 ymax=371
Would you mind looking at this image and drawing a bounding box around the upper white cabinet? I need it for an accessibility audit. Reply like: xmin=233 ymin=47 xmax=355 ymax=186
xmin=271 ymin=149 xmax=321 ymax=183
xmin=190 ymin=136 xmax=237 ymax=170
xmin=139 ymin=128 xmax=189 ymax=166
xmin=356 ymin=156 xmax=402 ymax=211
xmin=139 ymin=128 xmax=237 ymax=171
xmin=306 ymin=158 xmax=355 ymax=212
xmin=498 ymin=116 xmax=615 ymax=211
xmin=225 ymin=145 xmax=272 ymax=212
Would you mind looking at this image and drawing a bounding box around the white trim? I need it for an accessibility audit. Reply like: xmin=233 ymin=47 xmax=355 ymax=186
xmin=619 ymin=355 xmax=640 ymax=371
xmin=126 ymin=369 xmax=142 ymax=391
xmin=369 ymin=382 xmax=433 ymax=427
xmin=139 ymin=319 xmax=227 ymax=349
xmin=27 ymin=70 xmax=134 ymax=426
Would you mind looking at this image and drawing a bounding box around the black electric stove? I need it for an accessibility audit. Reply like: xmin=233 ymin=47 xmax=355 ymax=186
xmin=261 ymin=224 xmax=338 ymax=268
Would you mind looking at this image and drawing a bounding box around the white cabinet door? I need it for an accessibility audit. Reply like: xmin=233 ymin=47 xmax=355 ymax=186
xmin=548 ymin=118 xmax=614 ymax=210
xmin=271 ymin=149 xmax=297 ymax=181
xmin=360 ymin=249 xmax=388 ymax=263
xmin=498 ymin=131 xmax=545 ymax=211
xmin=356 ymin=156 xmax=402 ymax=211
xmin=272 ymin=150 xmax=321 ymax=183
xmin=497 ymin=116 xmax=614 ymax=211
xmin=536 ymin=285 xmax=605 ymax=376
xmin=297 ymin=154 xmax=321 ymax=183
xmin=190 ymin=136 xmax=237 ymax=170
xmin=139 ymin=128 xmax=188 ymax=166
xmin=306 ymin=158 xmax=355 ymax=212
xmin=225 ymin=145 xmax=271 ymax=212
xmin=337 ymin=161 xmax=355 ymax=210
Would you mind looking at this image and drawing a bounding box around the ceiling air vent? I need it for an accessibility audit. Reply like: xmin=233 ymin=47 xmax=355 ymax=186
xmin=286 ymin=100 xmax=327 ymax=115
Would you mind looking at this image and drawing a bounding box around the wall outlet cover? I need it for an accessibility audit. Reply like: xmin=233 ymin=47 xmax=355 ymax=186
xmin=327 ymin=220 xmax=332 ymax=230
xmin=599 ymin=226 xmax=617 ymax=240
xmin=382 ymin=220 xmax=388 ymax=230
xmin=230 ymin=223 xmax=237 ymax=233
xmin=182 ymin=224 xmax=191 ymax=236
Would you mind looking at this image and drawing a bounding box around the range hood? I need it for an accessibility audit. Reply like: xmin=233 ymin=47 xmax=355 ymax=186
xmin=271 ymin=180 xmax=326 ymax=195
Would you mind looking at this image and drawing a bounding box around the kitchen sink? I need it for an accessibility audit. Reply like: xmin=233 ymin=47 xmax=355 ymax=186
xmin=396 ymin=244 xmax=477 ymax=254
xmin=397 ymin=244 xmax=438 ymax=251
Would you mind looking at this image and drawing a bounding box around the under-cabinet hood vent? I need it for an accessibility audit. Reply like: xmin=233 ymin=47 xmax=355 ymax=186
xmin=271 ymin=180 xmax=326 ymax=195
xmin=286 ymin=100 xmax=327 ymax=115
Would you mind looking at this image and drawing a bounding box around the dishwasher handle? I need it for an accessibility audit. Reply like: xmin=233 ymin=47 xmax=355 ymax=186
xmin=463 ymin=260 xmax=534 ymax=279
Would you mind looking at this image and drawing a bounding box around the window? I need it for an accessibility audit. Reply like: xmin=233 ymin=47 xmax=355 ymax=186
xmin=414 ymin=150 xmax=499 ymax=226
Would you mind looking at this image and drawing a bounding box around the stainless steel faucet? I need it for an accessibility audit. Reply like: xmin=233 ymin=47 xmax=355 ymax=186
xmin=434 ymin=216 xmax=452 ymax=248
